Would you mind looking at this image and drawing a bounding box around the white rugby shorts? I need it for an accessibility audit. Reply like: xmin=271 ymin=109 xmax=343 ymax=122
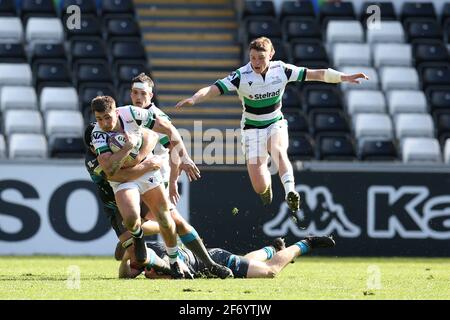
xmin=241 ymin=119 xmax=288 ymax=160
xmin=109 ymin=169 xmax=163 ymax=194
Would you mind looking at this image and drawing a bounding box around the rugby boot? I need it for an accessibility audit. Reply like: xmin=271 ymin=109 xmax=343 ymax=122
xmin=286 ymin=190 xmax=300 ymax=212
xmin=302 ymin=235 xmax=336 ymax=249
xmin=114 ymin=241 xmax=125 ymax=261
xmin=133 ymin=235 xmax=147 ymax=263
xmin=170 ymin=260 xmax=185 ymax=279
xmin=259 ymin=184 xmax=273 ymax=206
xmin=208 ymin=263 xmax=233 ymax=279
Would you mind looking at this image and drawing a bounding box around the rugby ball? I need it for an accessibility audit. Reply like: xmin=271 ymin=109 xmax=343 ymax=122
xmin=108 ymin=132 xmax=143 ymax=164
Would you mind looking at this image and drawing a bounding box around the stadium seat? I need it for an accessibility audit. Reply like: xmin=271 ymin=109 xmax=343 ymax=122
xmin=45 ymin=110 xmax=84 ymax=137
xmin=444 ymin=139 xmax=450 ymax=163
xmin=30 ymin=43 xmax=66 ymax=66
xmin=104 ymin=16 xmax=141 ymax=41
xmin=282 ymin=17 xmax=321 ymax=42
xmin=366 ymin=21 xmax=405 ymax=44
xmin=400 ymin=2 xmax=437 ymax=23
xmin=310 ymin=109 xmax=349 ymax=136
xmin=319 ymin=1 xmax=356 ymax=27
xmin=353 ymin=113 xmax=394 ymax=140
xmin=291 ymin=40 xmax=328 ymax=64
xmin=288 ymin=133 xmax=315 ymax=160
xmin=426 ymin=86 xmax=450 ymax=113
xmin=109 ymin=39 xmax=147 ymax=64
xmin=345 ymin=90 xmax=386 ymax=114
xmin=117 ymin=83 xmax=133 ymax=106
xmin=0 ymin=86 xmax=38 ymax=111
xmin=333 ymin=43 xmax=371 ymax=67
xmin=284 ymin=109 xmax=308 ymax=133
xmin=114 ymin=61 xmax=151 ymax=87
xmin=40 ymin=87 xmax=79 ymax=112
xmin=395 ymin=113 xmax=434 ymax=139
xmin=0 ymin=43 xmax=27 ymax=63
xmin=0 ymin=63 xmax=32 ymax=86
xmin=0 ymin=0 xmax=16 ymax=17
xmin=303 ymin=85 xmax=342 ymax=113
xmin=0 ymin=17 xmax=23 ymax=43
xmin=280 ymin=0 xmax=316 ymax=22
xmin=64 ymin=14 xmax=102 ymax=40
xmin=33 ymin=61 xmax=72 ymax=92
xmin=79 ymin=82 xmax=116 ymax=118
xmin=20 ymin=0 xmax=56 ymax=23
xmin=70 ymin=39 xmax=108 ymax=66
xmin=402 ymin=137 xmax=441 ymax=163
xmin=3 ymin=109 xmax=43 ymax=135
xmin=267 ymin=38 xmax=290 ymax=62
xmin=61 ymin=0 xmax=97 ymax=16
xmin=244 ymin=17 xmax=282 ymax=44
xmin=0 ymin=134 xmax=5 ymax=158
xmin=8 ymin=133 xmax=47 ymax=159
xmin=413 ymin=40 xmax=449 ymax=65
xmin=380 ymin=67 xmax=419 ymax=91
xmin=340 ymin=67 xmax=379 ymax=91
xmin=282 ymin=85 xmax=302 ymax=109
xmin=242 ymin=0 xmax=275 ymax=19
xmin=101 ymin=0 xmax=135 ymax=15
xmin=74 ymin=60 xmax=113 ymax=89
xmin=373 ymin=43 xmax=412 ymax=67
xmin=418 ymin=63 xmax=450 ymax=90
xmin=48 ymin=135 xmax=85 ymax=158
xmin=326 ymin=20 xmax=364 ymax=45
xmin=387 ymin=90 xmax=427 ymax=115
xmin=433 ymin=110 xmax=450 ymax=140
xmin=358 ymin=139 xmax=398 ymax=161
xmin=404 ymin=18 xmax=442 ymax=42
xmin=316 ymin=133 xmax=356 ymax=160
xmin=26 ymin=18 xmax=64 ymax=46
xmin=360 ymin=2 xmax=397 ymax=25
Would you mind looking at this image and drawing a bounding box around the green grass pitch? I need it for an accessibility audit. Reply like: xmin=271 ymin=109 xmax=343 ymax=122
xmin=0 ymin=256 xmax=448 ymax=299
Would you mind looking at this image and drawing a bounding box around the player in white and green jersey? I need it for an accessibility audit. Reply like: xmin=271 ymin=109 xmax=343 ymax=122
xmin=176 ymin=37 xmax=368 ymax=213
xmin=128 ymin=73 xmax=233 ymax=279
xmin=91 ymin=95 xmax=200 ymax=278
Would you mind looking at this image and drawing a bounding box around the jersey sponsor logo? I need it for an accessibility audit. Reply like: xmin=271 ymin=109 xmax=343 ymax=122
xmin=92 ymin=131 xmax=107 ymax=141
xmin=264 ymin=185 xmax=361 ymax=238
xmin=252 ymin=89 xmax=281 ymax=100
xmin=367 ymin=186 xmax=450 ymax=239
xmin=248 ymin=81 xmax=253 ymax=86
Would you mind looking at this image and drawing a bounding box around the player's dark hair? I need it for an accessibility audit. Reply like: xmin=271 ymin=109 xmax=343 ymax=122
xmin=91 ymin=95 xmax=115 ymax=113
xmin=131 ymin=73 xmax=154 ymax=88
xmin=249 ymin=37 xmax=274 ymax=54
xmin=83 ymin=122 xmax=96 ymax=149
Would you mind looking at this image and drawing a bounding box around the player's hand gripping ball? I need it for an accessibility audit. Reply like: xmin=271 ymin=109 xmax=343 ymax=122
xmin=108 ymin=131 xmax=143 ymax=166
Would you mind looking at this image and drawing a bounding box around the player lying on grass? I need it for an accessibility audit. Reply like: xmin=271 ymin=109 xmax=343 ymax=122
xmin=118 ymin=236 xmax=335 ymax=279
xmin=84 ymin=123 xmax=233 ymax=279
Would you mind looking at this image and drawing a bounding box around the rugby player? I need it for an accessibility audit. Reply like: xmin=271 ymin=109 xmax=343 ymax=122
xmin=127 ymin=73 xmax=233 ymax=279
xmin=119 ymin=236 xmax=336 ymax=279
xmin=91 ymin=96 xmax=199 ymax=278
xmin=176 ymin=37 xmax=368 ymax=213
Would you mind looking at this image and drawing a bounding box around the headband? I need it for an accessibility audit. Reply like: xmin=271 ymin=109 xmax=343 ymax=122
xmin=132 ymin=82 xmax=153 ymax=93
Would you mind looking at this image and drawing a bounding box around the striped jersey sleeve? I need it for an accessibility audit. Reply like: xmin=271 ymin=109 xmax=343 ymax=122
xmin=129 ymin=105 xmax=156 ymax=129
xmin=214 ymin=69 xmax=241 ymax=94
xmin=282 ymin=62 xmax=307 ymax=83
xmin=91 ymin=128 xmax=111 ymax=156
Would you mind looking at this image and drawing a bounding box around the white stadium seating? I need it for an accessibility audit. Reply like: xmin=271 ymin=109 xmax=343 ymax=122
xmin=45 ymin=110 xmax=84 ymax=137
xmin=345 ymin=90 xmax=386 ymax=114
xmin=326 ymin=20 xmax=364 ymax=44
xmin=40 ymin=87 xmax=79 ymax=112
xmin=366 ymin=21 xmax=405 ymax=44
xmin=0 ymin=134 xmax=5 ymax=158
xmin=395 ymin=113 xmax=434 ymax=139
xmin=4 ymin=110 xmax=43 ymax=135
xmin=333 ymin=43 xmax=371 ymax=67
xmin=380 ymin=67 xmax=420 ymax=91
xmin=8 ymin=133 xmax=48 ymax=159
xmin=26 ymin=18 xmax=64 ymax=45
xmin=0 ymin=17 xmax=23 ymax=43
xmin=340 ymin=66 xmax=379 ymax=91
xmin=387 ymin=90 xmax=428 ymax=115
xmin=402 ymin=138 xmax=442 ymax=163
xmin=353 ymin=113 xmax=394 ymax=140
xmin=373 ymin=43 xmax=412 ymax=67
xmin=0 ymin=64 xmax=32 ymax=86
xmin=0 ymin=86 xmax=38 ymax=111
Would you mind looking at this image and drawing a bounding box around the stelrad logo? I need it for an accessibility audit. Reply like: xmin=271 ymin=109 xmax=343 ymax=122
xmin=263 ymin=185 xmax=361 ymax=238
xmin=251 ymin=89 xmax=281 ymax=100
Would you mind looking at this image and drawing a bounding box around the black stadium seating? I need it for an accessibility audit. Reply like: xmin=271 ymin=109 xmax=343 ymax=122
xmin=242 ymin=0 xmax=276 ymax=20
xmin=0 ymin=43 xmax=27 ymax=62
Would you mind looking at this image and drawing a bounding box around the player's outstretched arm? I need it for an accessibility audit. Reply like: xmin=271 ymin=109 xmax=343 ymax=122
xmin=107 ymin=155 xmax=163 ymax=182
xmin=305 ymin=68 xmax=369 ymax=84
xmin=175 ymin=85 xmax=221 ymax=108
xmin=152 ymin=117 xmax=201 ymax=182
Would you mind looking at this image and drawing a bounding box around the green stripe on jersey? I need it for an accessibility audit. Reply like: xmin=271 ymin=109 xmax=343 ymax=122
xmin=216 ymin=80 xmax=228 ymax=94
xmin=297 ymin=68 xmax=305 ymax=81
xmin=243 ymin=95 xmax=282 ymax=108
xmin=129 ymin=106 xmax=136 ymax=121
xmin=159 ymin=136 xmax=169 ymax=146
xmin=96 ymin=146 xmax=111 ymax=155
xmin=244 ymin=115 xmax=282 ymax=127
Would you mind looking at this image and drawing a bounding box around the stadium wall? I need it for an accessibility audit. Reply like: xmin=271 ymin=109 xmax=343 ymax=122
xmin=0 ymin=160 xmax=449 ymax=256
